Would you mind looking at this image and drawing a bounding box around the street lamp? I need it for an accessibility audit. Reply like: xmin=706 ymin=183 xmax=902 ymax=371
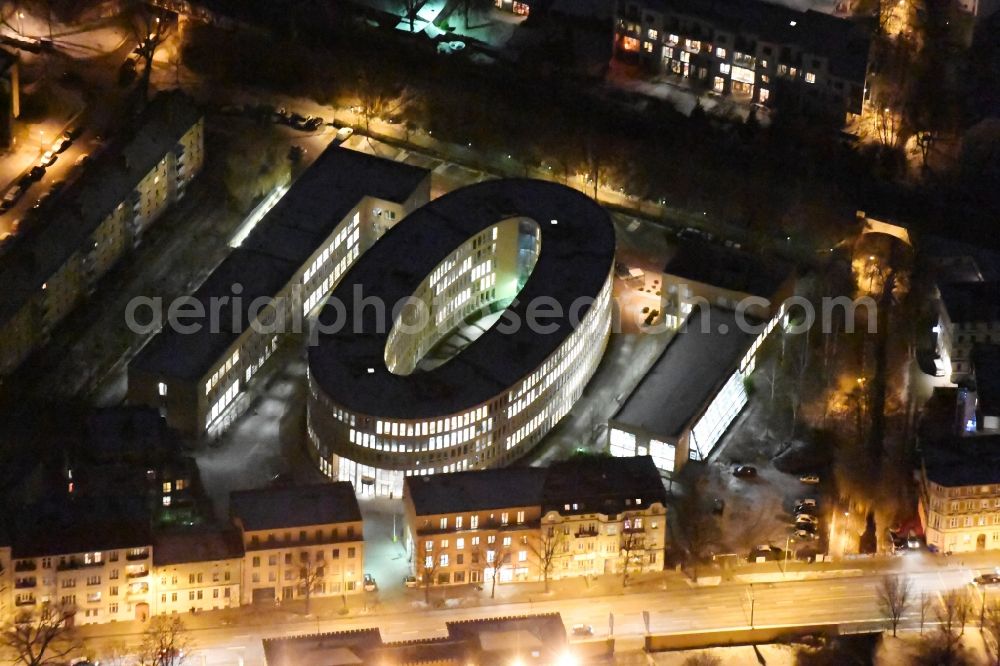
xmin=782 ymin=536 xmax=796 ymax=576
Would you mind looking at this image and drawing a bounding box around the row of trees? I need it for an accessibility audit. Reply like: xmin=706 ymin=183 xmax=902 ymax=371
xmin=877 ymin=574 xmax=1000 ymax=664
xmin=1 ymin=604 xmax=188 ymax=666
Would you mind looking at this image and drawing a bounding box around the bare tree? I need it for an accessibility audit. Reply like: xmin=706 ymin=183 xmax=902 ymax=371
xmin=127 ymin=2 xmax=170 ymax=102
xmin=912 ymin=588 xmax=974 ymax=666
xmin=674 ymin=480 xmax=721 ymax=582
xmin=919 ymin=591 xmax=932 ymax=634
xmin=137 ymin=616 xmax=188 ymax=666
xmin=99 ymin=642 xmax=133 ymax=666
xmin=298 ymin=560 xmax=322 ymax=616
xmin=418 ymin=549 xmax=440 ymax=604
xmin=534 ymin=526 xmax=565 ymax=593
xmin=1 ymin=604 xmax=78 ymax=666
xmin=482 ymin=541 xmax=511 ymax=600
xmin=400 ymin=0 xmax=419 ymax=32
xmin=620 ymin=515 xmax=647 ymax=588
xmin=876 ymin=574 xmax=912 ymax=636
xmin=983 ymin=600 xmax=1000 ymax=666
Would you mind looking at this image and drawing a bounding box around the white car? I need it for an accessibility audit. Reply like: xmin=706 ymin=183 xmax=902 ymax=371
xmin=437 ymin=40 xmax=466 ymax=54
xmin=336 ymin=126 xmax=354 ymax=142
xmin=40 ymin=149 xmax=57 ymax=167
xmin=795 ymin=514 xmax=818 ymax=524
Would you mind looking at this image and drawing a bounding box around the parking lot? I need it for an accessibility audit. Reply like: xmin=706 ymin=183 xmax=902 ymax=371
xmin=701 ymin=396 xmax=831 ymax=563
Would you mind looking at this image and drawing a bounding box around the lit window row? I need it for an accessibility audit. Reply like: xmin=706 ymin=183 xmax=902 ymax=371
xmin=205 ymin=349 xmax=240 ymax=395
xmin=207 ymin=379 xmax=240 ymax=428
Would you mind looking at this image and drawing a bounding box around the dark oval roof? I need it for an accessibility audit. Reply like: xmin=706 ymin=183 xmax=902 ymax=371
xmin=308 ymin=179 xmax=615 ymax=419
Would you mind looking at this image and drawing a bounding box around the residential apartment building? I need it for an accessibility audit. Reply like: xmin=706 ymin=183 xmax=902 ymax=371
xmin=541 ymin=456 xmax=667 ymax=579
xmin=0 ymin=91 xmax=203 ymax=375
xmin=936 ymin=282 xmax=1000 ymax=382
xmin=0 ymin=540 xmax=10 ymax=624
xmin=128 ymin=146 xmax=431 ymax=438
xmin=5 ymin=501 xmax=155 ymax=626
xmin=614 ymin=0 xmax=872 ymax=116
xmin=919 ymin=437 xmax=1000 ymax=553
xmin=229 ymin=483 xmax=365 ymax=604
xmin=404 ymin=469 xmax=547 ymax=586
xmin=403 ymin=456 xmax=668 ymax=588
xmin=152 ymin=527 xmax=243 ymax=615
xmin=0 ymin=47 xmax=19 ymax=148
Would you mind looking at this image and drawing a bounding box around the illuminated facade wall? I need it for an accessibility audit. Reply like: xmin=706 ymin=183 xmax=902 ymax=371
xmin=309 ymin=270 xmax=614 ymax=498
xmin=614 ymin=0 xmax=869 ymax=115
xmin=921 ymin=479 xmax=1000 ymax=553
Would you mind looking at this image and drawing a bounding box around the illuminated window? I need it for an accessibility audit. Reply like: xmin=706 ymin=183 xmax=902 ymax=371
xmin=716 ymin=47 xmax=726 ymax=58
xmin=610 ymin=429 xmax=637 ymax=457
xmin=805 ymin=72 xmax=816 ymax=84
xmin=720 ymin=63 xmax=731 ymax=75
xmin=622 ymin=36 xmax=639 ymax=51
xmin=157 ymin=382 xmax=167 ymax=397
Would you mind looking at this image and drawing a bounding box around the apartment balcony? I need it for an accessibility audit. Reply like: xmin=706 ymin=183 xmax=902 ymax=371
xmin=14 ymin=560 xmax=36 ymax=572
xmin=125 ymin=549 xmax=150 ymax=561
xmin=127 ymin=582 xmax=149 ymax=596
xmin=623 ymin=525 xmax=647 ymax=534
xmin=14 ymin=596 xmax=36 ymax=607
xmin=14 ymin=578 xmax=37 ymax=589
xmin=126 ymin=568 xmax=149 ymax=579
xmin=575 ymin=528 xmax=599 ymax=538
xmin=57 ymin=559 xmax=103 ymax=572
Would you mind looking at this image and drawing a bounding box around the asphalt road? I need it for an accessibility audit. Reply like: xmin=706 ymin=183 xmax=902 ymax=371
xmin=66 ymin=562 xmax=1000 ymax=665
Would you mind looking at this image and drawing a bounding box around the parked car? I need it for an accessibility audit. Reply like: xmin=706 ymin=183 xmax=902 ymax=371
xmin=74 ymin=154 xmax=89 ymax=167
xmin=795 ymin=499 xmax=817 ymax=513
xmin=363 ymin=573 xmax=377 ymax=592
xmin=794 ymin=514 xmax=818 ymax=525
xmin=795 ymin=529 xmax=819 ymax=540
xmin=749 ymin=544 xmax=783 ymax=562
xmin=27 ymin=166 xmax=45 ymax=181
xmin=437 ymin=40 xmax=466 ymax=54
xmin=572 ymin=624 xmax=593 ymax=636
xmin=733 ymin=465 xmax=758 ymax=478
xmin=62 ymin=125 xmax=84 ymax=141
xmin=335 ymin=126 xmax=354 ymax=142
xmin=403 ymin=575 xmax=418 ymax=588
xmin=40 ymin=149 xmax=57 ymax=167
xmin=794 ymin=521 xmax=817 ymax=534
xmin=973 ymin=572 xmax=1000 ymax=586
xmin=799 ymin=474 xmax=820 ymax=484
xmin=1 ymin=186 xmax=22 ymax=211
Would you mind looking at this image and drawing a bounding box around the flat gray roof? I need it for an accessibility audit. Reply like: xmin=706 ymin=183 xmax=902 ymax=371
xmin=129 ymin=146 xmax=429 ymax=382
xmin=664 ymin=240 xmax=792 ymax=300
xmin=229 ymin=481 xmax=361 ymax=531
xmin=612 ymin=306 xmax=759 ymax=439
xmin=308 ymin=179 xmax=616 ymax=419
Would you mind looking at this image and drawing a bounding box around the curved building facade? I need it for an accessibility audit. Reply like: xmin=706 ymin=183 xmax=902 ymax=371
xmin=307 ymin=179 xmax=615 ymax=496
